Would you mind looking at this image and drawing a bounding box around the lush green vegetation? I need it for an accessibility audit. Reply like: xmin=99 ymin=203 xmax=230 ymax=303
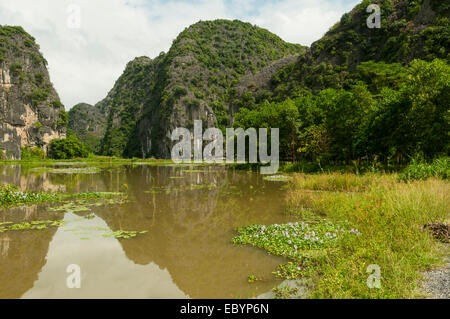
xmin=0 ymin=25 xmax=46 ymax=66
xmin=0 ymin=183 xmax=128 ymax=208
xmin=233 ymin=220 xmax=360 ymax=260
xmin=90 ymin=20 xmax=304 ymax=158
xmin=68 ymin=1 xmax=449 ymax=163
xmin=67 ymin=103 xmax=104 ymax=153
xmin=0 ymin=220 xmax=65 ymax=233
xmin=234 ymin=59 xmax=449 ymax=166
xmin=0 ymin=184 xmax=58 ymax=205
xmin=234 ymin=173 xmax=449 ymax=298
xmin=399 ymin=157 xmax=449 ymax=182
xmin=49 ymin=130 xmax=90 ymax=159
xmin=21 ymin=146 xmax=46 ymax=160
xmin=232 ymin=0 xmax=449 ymax=173
xmin=270 ymin=0 xmax=449 ymax=99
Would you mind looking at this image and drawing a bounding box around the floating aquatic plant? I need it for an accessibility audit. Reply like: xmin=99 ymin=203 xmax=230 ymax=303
xmin=47 ymin=167 xmax=101 ymax=174
xmin=103 ymin=230 xmax=149 ymax=239
xmin=232 ymin=221 xmax=361 ymax=261
xmin=247 ymin=275 xmax=261 ymax=283
xmin=263 ymin=175 xmax=292 ymax=182
xmin=0 ymin=184 xmax=58 ymax=206
xmin=0 ymin=220 xmax=65 ymax=233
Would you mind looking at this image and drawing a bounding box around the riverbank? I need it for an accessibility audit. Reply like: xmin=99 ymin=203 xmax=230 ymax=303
xmin=0 ymin=156 xmax=173 ymax=165
xmin=233 ymin=173 xmax=449 ymax=298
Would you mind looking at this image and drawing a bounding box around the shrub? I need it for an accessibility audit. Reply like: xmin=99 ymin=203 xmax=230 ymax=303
xmin=49 ymin=131 xmax=89 ymax=159
xmin=57 ymin=109 xmax=68 ymax=128
xmin=9 ymin=62 xmax=22 ymax=76
xmin=21 ymin=146 xmax=45 ymax=160
xmin=400 ymin=157 xmax=449 ymax=181
xmin=34 ymin=73 xmax=44 ymax=86
xmin=27 ymin=89 xmax=50 ymax=107
xmin=51 ymin=100 xmax=64 ymax=108
xmin=173 ymin=86 xmax=188 ymax=98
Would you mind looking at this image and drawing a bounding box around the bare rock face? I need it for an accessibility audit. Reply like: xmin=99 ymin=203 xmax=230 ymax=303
xmin=0 ymin=26 xmax=66 ymax=159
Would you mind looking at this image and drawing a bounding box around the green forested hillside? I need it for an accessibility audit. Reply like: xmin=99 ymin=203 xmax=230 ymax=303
xmin=99 ymin=56 xmax=163 ymax=157
xmin=269 ymin=0 xmax=449 ymax=99
xmin=91 ymin=19 xmax=304 ymax=157
xmin=234 ymin=0 xmax=449 ymax=166
xmin=68 ymin=103 xmax=106 ymax=153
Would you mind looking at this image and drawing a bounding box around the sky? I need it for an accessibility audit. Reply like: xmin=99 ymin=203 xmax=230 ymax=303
xmin=0 ymin=0 xmax=360 ymax=109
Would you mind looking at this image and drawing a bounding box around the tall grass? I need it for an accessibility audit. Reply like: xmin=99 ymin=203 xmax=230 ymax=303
xmin=285 ymin=173 xmax=449 ymax=298
xmin=290 ymin=173 xmax=395 ymax=192
xmin=400 ymin=157 xmax=449 ymax=182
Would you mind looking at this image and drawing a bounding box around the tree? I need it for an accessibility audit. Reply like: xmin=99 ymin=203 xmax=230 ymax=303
xmin=49 ymin=130 xmax=89 ymax=159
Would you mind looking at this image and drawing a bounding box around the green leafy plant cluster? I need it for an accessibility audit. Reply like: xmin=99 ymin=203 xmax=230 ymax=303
xmin=49 ymin=130 xmax=90 ymax=159
xmin=0 ymin=184 xmax=57 ymax=206
xmin=105 ymin=230 xmax=148 ymax=239
xmin=9 ymin=62 xmax=22 ymax=76
xmin=234 ymin=173 xmax=448 ymax=298
xmin=27 ymin=88 xmax=50 ymax=107
xmin=400 ymin=157 xmax=449 ymax=181
xmin=0 ymin=220 xmax=64 ymax=233
xmin=232 ymin=221 xmax=359 ymax=260
xmin=234 ymin=59 xmax=449 ymax=166
xmin=21 ymin=146 xmax=45 ymax=160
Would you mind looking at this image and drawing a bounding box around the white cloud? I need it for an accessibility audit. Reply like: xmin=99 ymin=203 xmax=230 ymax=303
xmin=0 ymin=0 xmax=359 ymax=108
xmin=250 ymin=0 xmax=359 ymax=45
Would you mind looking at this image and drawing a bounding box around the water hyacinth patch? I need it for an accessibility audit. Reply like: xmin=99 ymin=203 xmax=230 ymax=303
xmin=232 ymin=221 xmax=361 ymax=261
xmin=273 ymin=262 xmax=304 ymax=280
xmin=0 ymin=184 xmax=58 ymax=206
xmin=1 ymin=183 xmax=129 ymax=209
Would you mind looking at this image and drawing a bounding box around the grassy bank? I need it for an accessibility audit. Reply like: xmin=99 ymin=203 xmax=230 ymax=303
xmin=233 ymin=173 xmax=449 ymax=298
xmin=0 ymin=155 xmax=174 ymax=165
xmin=234 ymin=157 xmax=450 ymax=177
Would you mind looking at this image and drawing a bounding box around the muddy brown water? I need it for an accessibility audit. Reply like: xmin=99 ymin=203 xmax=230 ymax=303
xmin=0 ymin=164 xmax=294 ymax=299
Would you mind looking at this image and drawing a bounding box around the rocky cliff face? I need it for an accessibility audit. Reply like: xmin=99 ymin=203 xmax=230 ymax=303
xmin=0 ymin=26 xmax=66 ymax=159
xmin=68 ymin=103 xmax=106 ymax=153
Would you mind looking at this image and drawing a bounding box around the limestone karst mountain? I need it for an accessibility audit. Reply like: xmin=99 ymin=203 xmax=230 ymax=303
xmin=0 ymin=26 xmax=66 ymax=159
xmin=268 ymin=0 xmax=450 ymax=99
xmin=69 ymin=19 xmax=304 ymax=158
xmin=68 ymin=102 xmax=106 ymax=153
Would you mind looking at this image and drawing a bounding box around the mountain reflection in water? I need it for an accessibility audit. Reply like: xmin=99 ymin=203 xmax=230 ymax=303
xmin=0 ymin=164 xmax=293 ymax=299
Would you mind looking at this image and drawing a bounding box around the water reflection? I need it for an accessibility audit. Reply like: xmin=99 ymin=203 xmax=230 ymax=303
xmin=0 ymin=164 xmax=291 ymax=299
